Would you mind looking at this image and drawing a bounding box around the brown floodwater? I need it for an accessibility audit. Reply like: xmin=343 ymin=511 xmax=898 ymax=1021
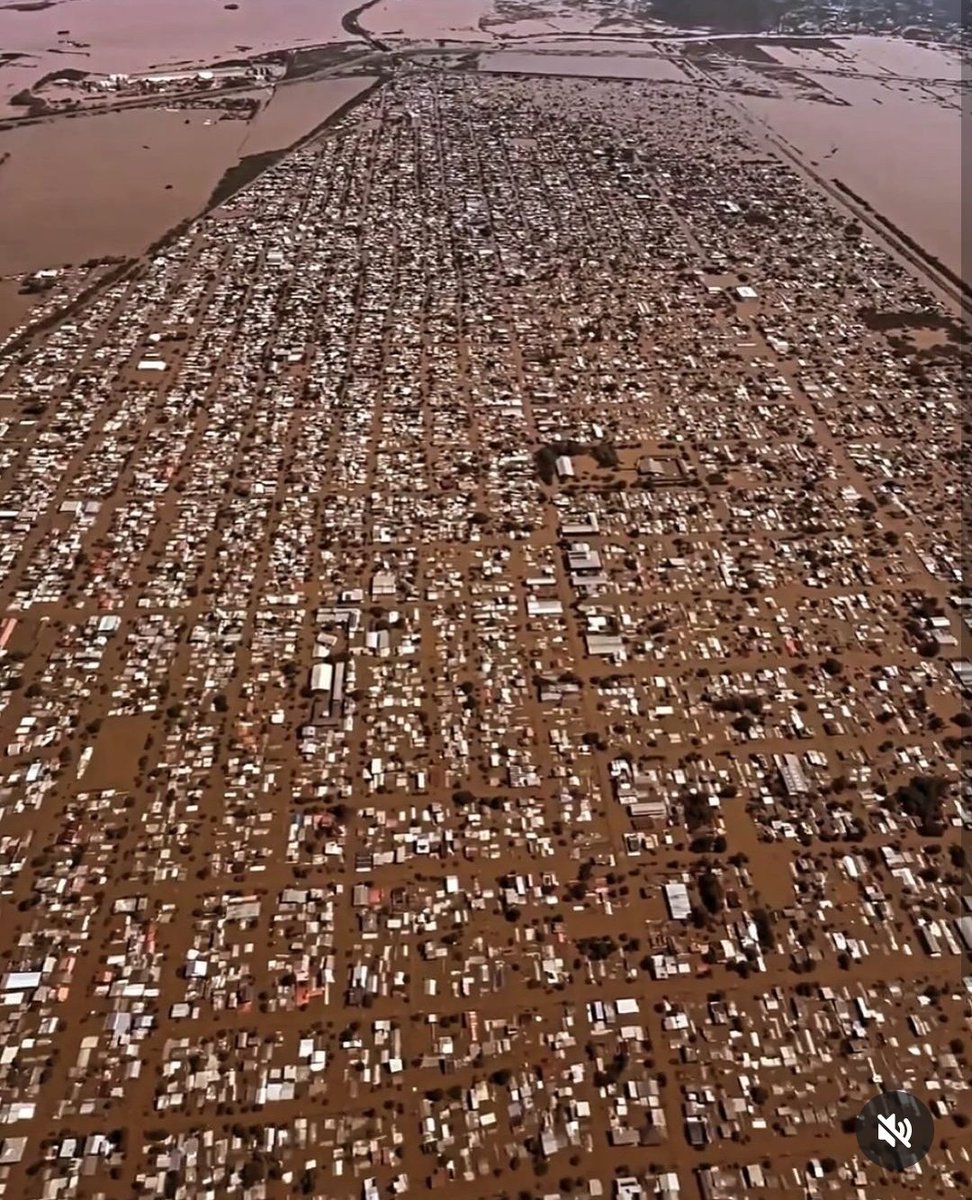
xmin=0 ymin=13 xmax=962 ymax=290
xmin=728 ymin=37 xmax=962 ymax=277
xmin=804 ymin=34 xmax=963 ymax=81
xmin=85 ymin=713 xmax=152 ymax=791
xmin=0 ymin=106 xmax=248 ymax=273
xmin=481 ymin=49 xmax=688 ymax=81
xmin=240 ymin=75 xmax=375 ymax=157
xmin=0 ymin=0 xmax=354 ymax=112
xmin=485 ymin=14 xmax=619 ymax=37
xmin=0 ymin=72 xmax=379 ymax=276
xmin=362 ymin=0 xmax=495 ymax=42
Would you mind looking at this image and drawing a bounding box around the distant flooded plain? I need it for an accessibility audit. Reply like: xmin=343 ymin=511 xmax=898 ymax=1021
xmin=481 ymin=34 xmax=963 ymax=283
xmin=0 ymin=1 xmax=962 ymax=290
xmin=724 ymin=37 xmax=963 ymax=277
xmin=0 ymin=0 xmax=354 ymax=109
xmin=481 ymin=49 xmax=688 ymax=81
xmin=241 ymin=75 xmax=373 ymax=156
xmin=0 ymin=107 xmax=246 ymax=274
xmin=0 ymin=76 xmax=375 ymax=275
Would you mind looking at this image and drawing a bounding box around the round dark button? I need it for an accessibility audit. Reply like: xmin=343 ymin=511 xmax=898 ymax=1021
xmin=855 ymin=1090 xmax=935 ymax=1171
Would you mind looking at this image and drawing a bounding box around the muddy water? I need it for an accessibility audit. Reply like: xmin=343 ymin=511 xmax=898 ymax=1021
xmin=85 ymin=713 xmax=152 ymax=790
xmin=240 ymin=75 xmax=376 ymax=156
xmin=488 ymin=14 xmax=618 ymax=36
xmin=0 ymin=0 xmax=355 ymax=111
xmin=0 ymin=106 xmax=248 ymax=273
xmin=362 ymin=0 xmax=496 ymax=42
xmin=732 ymin=39 xmax=962 ymax=276
xmin=0 ymin=72 xmax=377 ymax=275
xmin=827 ymin=34 xmax=964 ymax=81
xmin=482 ymin=49 xmax=687 ymax=80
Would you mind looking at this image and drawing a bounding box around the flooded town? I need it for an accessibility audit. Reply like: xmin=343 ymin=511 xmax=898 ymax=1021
xmin=0 ymin=1 xmax=969 ymax=1199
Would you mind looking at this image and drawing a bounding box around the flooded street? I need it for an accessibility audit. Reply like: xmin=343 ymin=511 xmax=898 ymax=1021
xmin=0 ymin=12 xmax=968 ymax=1196
xmin=477 ymin=34 xmax=963 ymax=279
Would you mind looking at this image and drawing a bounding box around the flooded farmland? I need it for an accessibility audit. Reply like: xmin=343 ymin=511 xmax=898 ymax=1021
xmin=703 ymin=36 xmax=964 ymax=278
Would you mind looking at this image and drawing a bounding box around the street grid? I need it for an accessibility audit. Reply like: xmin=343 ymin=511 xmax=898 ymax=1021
xmin=0 ymin=67 xmax=968 ymax=1200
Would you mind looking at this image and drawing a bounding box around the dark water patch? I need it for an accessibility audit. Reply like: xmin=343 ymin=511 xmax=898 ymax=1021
xmin=1 ymin=0 xmax=63 ymax=10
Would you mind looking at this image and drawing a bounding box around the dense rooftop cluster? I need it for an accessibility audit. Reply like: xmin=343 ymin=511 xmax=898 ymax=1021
xmin=0 ymin=62 xmax=968 ymax=1200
